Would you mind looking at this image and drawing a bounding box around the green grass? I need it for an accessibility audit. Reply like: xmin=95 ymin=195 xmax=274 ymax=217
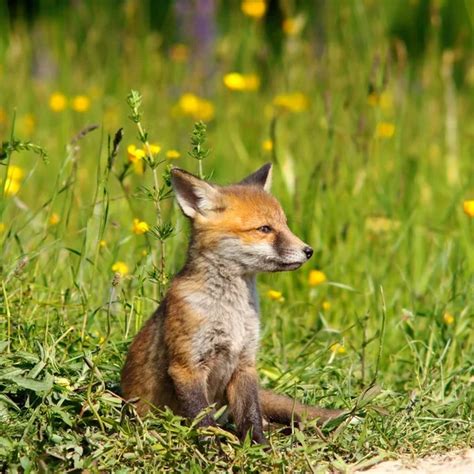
xmin=0 ymin=1 xmax=473 ymax=472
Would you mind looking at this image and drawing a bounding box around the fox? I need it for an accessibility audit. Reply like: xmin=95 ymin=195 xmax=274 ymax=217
xmin=121 ymin=163 xmax=344 ymax=444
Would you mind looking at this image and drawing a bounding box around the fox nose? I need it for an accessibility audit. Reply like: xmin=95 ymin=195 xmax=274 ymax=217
xmin=303 ymin=246 xmax=313 ymax=260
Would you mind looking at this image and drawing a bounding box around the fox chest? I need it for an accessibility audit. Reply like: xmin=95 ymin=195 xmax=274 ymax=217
xmin=191 ymin=294 xmax=260 ymax=364
xmin=184 ymin=281 xmax=260 ymax=397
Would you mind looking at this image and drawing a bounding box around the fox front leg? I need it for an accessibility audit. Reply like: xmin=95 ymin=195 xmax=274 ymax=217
xmin=168 ymin=364 xmax=216 ymax=427
xmin=226 ymin=366 xmax=267 ymax=444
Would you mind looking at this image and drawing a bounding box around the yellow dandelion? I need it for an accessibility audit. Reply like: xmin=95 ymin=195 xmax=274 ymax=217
xmin=166 ymin=149 xmax=181 ymax=159
xmin=308 ymin=270 xmax=327 ymax=286
xmin=179 ymin=93 xmax=200 ymax=115
xmin=330 ymin=342 xmax=346 ymax=354
xmin=463 ymin=200 xmax=474 ymax=217
xmin=3 ymin=177 xmax=21 ymax=196
xmin=169 ymin=43 xmax=189 ymax=63
xmin=7 ymin=165 xmax=24 ymax=181
xmin=112 ymin=261 xmax=129 ymax=276
xmin=49 ymin=92 xmax=67 ymax=112
xmin=49 ymin=213 xmax=60 ymax=225
xmin=443 ymin=312 xmax=454 ymax=325
xmin=132 ymin=218 xmax=149 ymax=235
xmin=241 ymin=0 xmax=266 ymax=19
xmin=195 ymin=100 xmax=215 ymax=121
xmin=322 ymin=301 xmax=331 ymax=311
xmin=177 ymin=93 xmax=215 ymax=121
xmin=71 ymin=95 xmax=91 ymax=112
xmin=273 ymin=92 xmax=309 ymax=113
xmin=262 ymin=139 xmax=273 ymax=152
xmin=223 ymin=73 xmax=260 ymax=91
xmin=267 ymin=289 xmax=284 ymax=302
xmin=99 ymin=239 xmax=107 ymax=248
xmin=375 ymin=122 xmax=395 ymax=139
xmin=0 ymin=222 xmax=5 ymax=233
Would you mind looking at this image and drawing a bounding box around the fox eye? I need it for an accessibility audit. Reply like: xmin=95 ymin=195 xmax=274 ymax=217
xmin=257 ymin=225 xmax=273 ymax=234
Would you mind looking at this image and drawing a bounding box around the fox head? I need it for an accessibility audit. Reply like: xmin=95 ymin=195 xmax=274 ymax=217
xmin=170 ymin=163 xmax=313 ymax=274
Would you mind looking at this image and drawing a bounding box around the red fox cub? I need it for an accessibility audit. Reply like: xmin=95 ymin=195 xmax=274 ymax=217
xmin=121 ymin=163 xmax=343 ymax=444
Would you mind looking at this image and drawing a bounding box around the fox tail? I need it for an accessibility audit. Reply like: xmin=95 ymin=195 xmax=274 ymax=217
xmin=259 ymin=389 xmax=345 ymax=426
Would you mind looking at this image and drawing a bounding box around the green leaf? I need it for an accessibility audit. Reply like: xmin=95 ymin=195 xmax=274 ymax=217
xmin=10 ymin=373 xmax=53 ymax=393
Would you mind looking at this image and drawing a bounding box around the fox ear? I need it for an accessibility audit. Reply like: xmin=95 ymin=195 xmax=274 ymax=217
xmin=239 ymin=163 xmax=272 ymax=192
xmin=170 ymin=168 xmax=218 ymax=219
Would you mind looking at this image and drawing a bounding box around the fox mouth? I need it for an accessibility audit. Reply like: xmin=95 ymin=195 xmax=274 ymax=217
xmin=272 ymin=260 xmax=304 ymax=271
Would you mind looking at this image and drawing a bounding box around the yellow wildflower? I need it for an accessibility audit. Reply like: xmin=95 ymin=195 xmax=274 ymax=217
xmin=262 ymin=139 xmax=273 ymax=152
xmin=267 ymin=289 xmax=284 ymax=302
xmin=132 ymin=218 xmax=149 ymax=235
xmin=3 ymin=177 xmax=20 ymax=196
xmin=223 ymin=73 xmax=260 ymax=91
xmin=127 ymin=144 xmax=145 ymax=162
xmin=49 ymin=92 xmax=67 ymax=112
xmin=322 ymin=301 xmax=331 ymax=311
xmin=166 ymin=150 xmax=181 ymax=159
xmin=7 ymin=165 xmax=24 ymax=181
xmin=179 ymin=93 xmax=200 ymax=114
xmin=127 ymin=144 xmax=146 ymax=174
xmin=49 ymin=213 xmax=60 ymax=225
xmin=282 ymin=18 xmax=300 ymax=36
xmin=0 ymin=223 xmax=5 ymax=233
xmin=71 ymin=95 xmax=91 ymax=112
xmin=443 ymin=312 xmax=454 ymax=325
xmin=375 ymin=122 xmax=395 ymax=139
xmin=99 ymin=239 xmax=107 ymax=248
xmin=241 ymin=0 xmax=266 ymax=19
xmin=177 ymin=93 xmax=215 ymax=121
xmin=3 ymin=169 xmax=23 ymax=195
xmin=170 ymin=43 xmax=189 ymax=63
xmin=141 ymin=249 xmax=148 ymax=257
xmin=308 ymin=270 xmax=327 ymax=286
xmin=463 ymin=200 xmax=474 ymax=217
xmin=330 ymin=343 xmax=346 ymax=354
xmin=54 ymin=377 xmax=72 ymax=390
xmin=273 ymin=92 xmax=309 ymax=112
xmin=148 ymin=144 xmax=161 ymax=155
xmin=112 ymin=261 xmax=129 ymax=275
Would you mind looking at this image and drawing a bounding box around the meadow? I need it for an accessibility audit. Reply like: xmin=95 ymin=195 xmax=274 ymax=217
xmin=0 ymin=1 xmax=473 ymax=472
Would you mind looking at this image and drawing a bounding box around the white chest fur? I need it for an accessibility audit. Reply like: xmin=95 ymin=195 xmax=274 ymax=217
xmin=184 ymin=275 xmax=260 ymax=402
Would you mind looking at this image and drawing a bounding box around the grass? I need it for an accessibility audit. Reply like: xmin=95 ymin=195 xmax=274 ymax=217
xmin=0 ymin=1 xmax=473 ymax=472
